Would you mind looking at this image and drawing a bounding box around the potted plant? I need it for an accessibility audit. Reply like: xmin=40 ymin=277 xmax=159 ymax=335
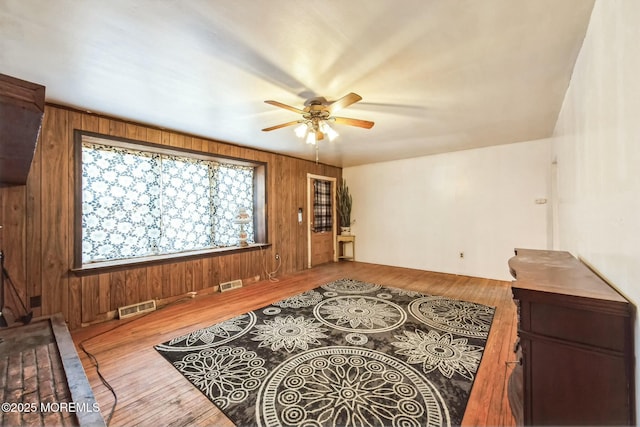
xmin=337 ymin=178 xmax=352 ymax=235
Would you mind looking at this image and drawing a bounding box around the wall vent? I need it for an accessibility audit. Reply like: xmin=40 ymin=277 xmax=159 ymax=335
xmin=118 ymin=300 xmax=157 ymax=319
xmin=219 ymin=279 xmax=243 ymax=293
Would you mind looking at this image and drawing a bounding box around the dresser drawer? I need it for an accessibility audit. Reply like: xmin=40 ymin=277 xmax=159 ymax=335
xmin=527 ymin=301 xmax=626 ymax=352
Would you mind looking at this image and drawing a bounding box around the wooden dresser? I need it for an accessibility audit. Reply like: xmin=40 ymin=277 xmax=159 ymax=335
xmin=508 ymin=248 xmax=635 ymax=425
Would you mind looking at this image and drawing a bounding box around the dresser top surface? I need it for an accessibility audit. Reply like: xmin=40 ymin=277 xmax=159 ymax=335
xmin=509 ymin=248 xmax=628 ymax=304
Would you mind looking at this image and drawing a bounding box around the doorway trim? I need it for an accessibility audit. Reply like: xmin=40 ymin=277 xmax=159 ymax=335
xmin=306 ymin=173 xmax=337 ymax=268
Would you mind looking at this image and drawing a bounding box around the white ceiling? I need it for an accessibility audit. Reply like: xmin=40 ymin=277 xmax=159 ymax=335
xmin=0 ymin=0 xmax=594 ymax=167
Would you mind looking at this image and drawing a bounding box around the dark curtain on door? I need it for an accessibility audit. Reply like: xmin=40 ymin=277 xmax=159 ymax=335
xmin=313 ymin=180 xmax=332 ymax=232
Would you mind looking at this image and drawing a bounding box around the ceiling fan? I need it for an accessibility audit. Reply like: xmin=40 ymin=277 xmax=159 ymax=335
xmin=262 ymin=92 xmax=374 ymax=145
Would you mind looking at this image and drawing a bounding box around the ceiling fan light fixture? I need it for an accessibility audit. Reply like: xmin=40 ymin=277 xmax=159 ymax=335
xmin=263 ymin=92 xmax=373 ymax=161
xmin=294 ymin=122 xmax=308 ymax=138
xmin=320 ymin=121 xmax=339 ymax=141
xmin=305 ymin=130 xmax=317 ymax=145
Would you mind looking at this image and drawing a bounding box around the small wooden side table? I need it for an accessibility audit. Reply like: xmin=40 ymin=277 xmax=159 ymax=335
xmin=336 ymin=235 xmax=355 ymax=261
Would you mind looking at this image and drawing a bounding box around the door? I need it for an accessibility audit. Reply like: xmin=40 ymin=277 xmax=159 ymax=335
xmin=307 ymin=174 xmax=337 ymax=268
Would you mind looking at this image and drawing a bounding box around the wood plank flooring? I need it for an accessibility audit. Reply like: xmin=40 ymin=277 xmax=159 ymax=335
xmin=71 ymin=261 xmax=518 ymax=426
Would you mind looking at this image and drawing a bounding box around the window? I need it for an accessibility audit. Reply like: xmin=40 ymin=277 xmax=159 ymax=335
xmin=313 ymin=179 xmax=333 ymax=232
xmin=74 ymin=132 xmax=266 ymax=268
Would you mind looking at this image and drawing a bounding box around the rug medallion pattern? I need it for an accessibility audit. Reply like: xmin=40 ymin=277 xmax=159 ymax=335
xmin=155 ymin=279 xmax=495 ymax=426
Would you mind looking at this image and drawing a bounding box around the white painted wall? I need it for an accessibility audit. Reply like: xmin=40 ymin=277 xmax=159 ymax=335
xmin=551 ymin=0 xmax=640 ymax=414
xmin=343 ymin=139 xmax=550 ymax=281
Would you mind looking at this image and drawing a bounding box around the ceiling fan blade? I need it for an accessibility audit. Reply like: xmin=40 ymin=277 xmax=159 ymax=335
xmin=264 ymin=100 xmax=306 ymax=114
xmin=333 ymin=117 xmax=375 ymax=129
xmin=327 ymin=92 xmax=362 ymax=114
xmin=262 ymin=120 xmax=302 ymax=132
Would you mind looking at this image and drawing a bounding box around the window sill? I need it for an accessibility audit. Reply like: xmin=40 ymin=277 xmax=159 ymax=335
xmin=70 ymin=243 xmax=271 ymax=276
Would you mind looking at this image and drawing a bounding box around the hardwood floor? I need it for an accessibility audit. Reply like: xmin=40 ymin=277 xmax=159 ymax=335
xmin=71 ymin=261 xmax=518 ymax=426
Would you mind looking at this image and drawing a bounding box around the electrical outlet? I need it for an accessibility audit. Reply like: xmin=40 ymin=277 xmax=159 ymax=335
xmin=275 ymin=253 xmax=280 ymax=260
xmin=459 ymin=252 xmax=464 ymax=258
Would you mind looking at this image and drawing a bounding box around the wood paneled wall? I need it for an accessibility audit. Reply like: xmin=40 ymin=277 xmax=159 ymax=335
xmin=0 ymin=105 xmax=340 ymax=329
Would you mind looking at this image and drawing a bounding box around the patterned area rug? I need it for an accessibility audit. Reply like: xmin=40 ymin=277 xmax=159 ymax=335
xmin=155 ymin=278 xmax=495 ymax=426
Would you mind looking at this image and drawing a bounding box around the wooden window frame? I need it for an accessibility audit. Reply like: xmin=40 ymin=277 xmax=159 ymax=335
xmin=72 ymin=130 xmax=268 ymax=273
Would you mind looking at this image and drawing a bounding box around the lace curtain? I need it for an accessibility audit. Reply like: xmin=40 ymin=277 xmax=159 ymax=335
xmin=212 ymin=163 xmax=254 ymax=247
xmin=82 ymin=143 xmax=254 ymax=263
